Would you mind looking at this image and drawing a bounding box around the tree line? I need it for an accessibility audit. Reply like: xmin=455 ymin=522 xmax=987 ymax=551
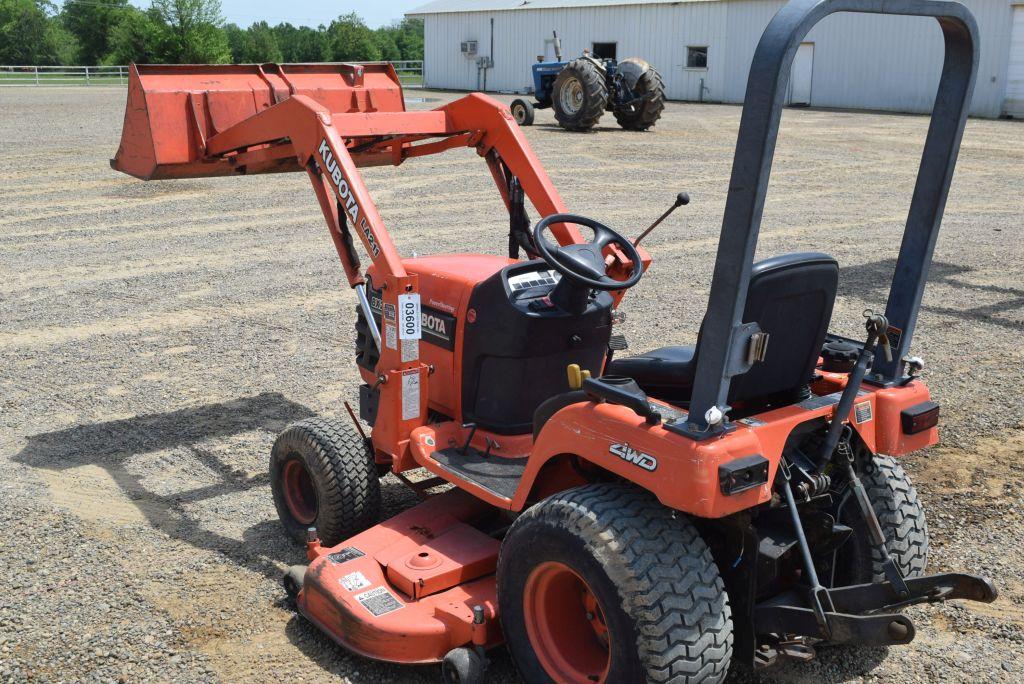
xmin=0 ymin=0 xmax=424 ymax=66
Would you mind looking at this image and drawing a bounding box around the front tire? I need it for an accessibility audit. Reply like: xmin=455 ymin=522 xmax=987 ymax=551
xmin=552 ymin=58 xmax=609 ymax=131
xmin=270 ymin=417 xmax=381 ymax=547
xmin=510 ymin=98 xmax=535 ymax=126
xmin=836 ymin=453 xmax=929 ymax=585
xmin=498 ymin=483 xmax=733 ymax=683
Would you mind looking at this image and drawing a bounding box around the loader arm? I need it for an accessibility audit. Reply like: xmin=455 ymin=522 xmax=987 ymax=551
xmin=110 ymin=62 xmax=593 ymax=465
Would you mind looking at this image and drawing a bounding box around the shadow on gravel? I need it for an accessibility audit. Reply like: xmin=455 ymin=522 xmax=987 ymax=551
xmin=724 ymin=644 xmax=889 ymax=682
xmin=14 ymin=391 xmax=315 ymax=579
xmin=841 ymin=258 xmax=1024 ymax=332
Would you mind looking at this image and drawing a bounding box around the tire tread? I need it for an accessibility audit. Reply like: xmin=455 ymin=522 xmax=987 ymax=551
xmin=504 ymin=484 xmax=732 ymax=683
xmin=270 ymin=417 xmax=380 ymax=546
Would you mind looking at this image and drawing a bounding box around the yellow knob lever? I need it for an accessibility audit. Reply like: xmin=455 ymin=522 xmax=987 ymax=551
xmin=567 ymin=364 xmax=592 ymax=390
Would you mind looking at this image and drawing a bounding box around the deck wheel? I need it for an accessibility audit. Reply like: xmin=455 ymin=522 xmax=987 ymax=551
xmin=440 ymin=646 xmax=487 ymax=684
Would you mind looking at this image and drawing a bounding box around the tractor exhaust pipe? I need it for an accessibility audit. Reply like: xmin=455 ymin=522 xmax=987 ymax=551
xmin=552 ymin=30 xmax=563 ymax=62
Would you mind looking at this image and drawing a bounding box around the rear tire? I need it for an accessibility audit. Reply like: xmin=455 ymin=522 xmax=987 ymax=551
xmin=270 ymin=417 xmax=381 ymax=547
xmin=552 ymin=59 xmax=609 ymax=131
xmin=498 ymin=483 xmax=733 ymax=683
xmin=613 ymin=64 xmax=666 ymax=131
xmin=836 ymin=453 xmax=929 ymax=585
xmin=510 ymin=98 xmax=535 ymax=126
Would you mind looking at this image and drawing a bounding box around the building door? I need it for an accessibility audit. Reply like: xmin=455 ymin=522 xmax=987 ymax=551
xmin=1006 ymin=5 xmax=1024 ymax=117
xmin=790 ymin=42 xmax=814 ymax=106
xmin=592 ymin=42 xmax=617 ymax=60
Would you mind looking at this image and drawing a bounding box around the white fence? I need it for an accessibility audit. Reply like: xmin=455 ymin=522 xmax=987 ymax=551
xmin=0 ymin=62 xmax=424 ymax=87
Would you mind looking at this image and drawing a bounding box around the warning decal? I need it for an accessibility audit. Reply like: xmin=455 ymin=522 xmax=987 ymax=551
xmin=401 ymin=369 xmax=421 ymax=421
xmin=354 ymin=586 xmax=404 ymax=617
xmin=339 ymin=571 xmax=371 ymax=592
xmin=327 ymin=547 xmax=365 ymax=565
xmin=854 ymin=400 xmax=873 ymax=424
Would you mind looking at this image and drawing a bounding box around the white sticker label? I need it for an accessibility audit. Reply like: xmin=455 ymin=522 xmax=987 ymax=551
xmin=401 ymin=369 xmax=421 ymax=421
xmin=384 ymin=322 xmax=397 ymax=350
xmin=401 ymin=338 xmax=419 ymax=362
xmin=354 ymin=586 xmax=404 ymax=616
xmin=398 ymin=294 xmax=422 ymax=340
xmin=339 ymin=571 xmax=371 ymax=592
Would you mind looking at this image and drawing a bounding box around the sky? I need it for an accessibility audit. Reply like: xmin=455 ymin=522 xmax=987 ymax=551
xmin=125 ymin=1 xmax=427 ymax=29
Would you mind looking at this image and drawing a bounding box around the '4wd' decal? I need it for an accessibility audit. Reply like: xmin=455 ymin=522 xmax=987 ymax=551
xmin=609 ymin=443 xmax=658 ymax=472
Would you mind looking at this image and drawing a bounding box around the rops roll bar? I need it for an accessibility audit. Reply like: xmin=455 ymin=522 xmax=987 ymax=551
xmin=684 ymin=0 xmax=979 ymax=436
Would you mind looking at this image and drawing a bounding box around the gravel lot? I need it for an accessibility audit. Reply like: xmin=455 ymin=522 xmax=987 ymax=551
xmin=1 ymin=86 xmax=1023 ymax=683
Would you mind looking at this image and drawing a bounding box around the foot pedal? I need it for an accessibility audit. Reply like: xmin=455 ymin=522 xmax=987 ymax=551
xmin=608 ymin=334 xmax=628 ymax=352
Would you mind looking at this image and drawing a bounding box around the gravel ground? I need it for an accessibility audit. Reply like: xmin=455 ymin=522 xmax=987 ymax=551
xmin=1 ymin=86 xmax=1023 ymax=683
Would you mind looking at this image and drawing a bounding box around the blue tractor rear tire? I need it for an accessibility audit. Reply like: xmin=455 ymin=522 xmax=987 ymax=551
xmin=613 ymin=61 xmax=666 ymax=131
xmin=552 ymin=58 xmax=609 ymax=131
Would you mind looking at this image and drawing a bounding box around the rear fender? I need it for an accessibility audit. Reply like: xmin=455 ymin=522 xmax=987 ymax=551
xmin=514 ymin=400 xmax=776 ymax=518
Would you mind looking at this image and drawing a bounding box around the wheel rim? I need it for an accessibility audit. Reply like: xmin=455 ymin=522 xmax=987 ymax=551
xmin=523 ymin=561 xmax=611 ymax=683
xmin=282 ymin=457 xmax=317 ymax=525
xmin=512 ymin=103 xmax=526 ymax=123
xmin=559 ymin=77 xmax=584 ymax=116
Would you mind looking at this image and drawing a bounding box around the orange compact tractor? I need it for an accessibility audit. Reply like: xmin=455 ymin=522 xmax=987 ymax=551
xmin=112 ymin=0 xmax=997 ymax=681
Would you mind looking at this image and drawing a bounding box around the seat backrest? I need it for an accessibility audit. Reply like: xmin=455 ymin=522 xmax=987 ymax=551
xmin=714 ymin=252 xmax=838 ymax=407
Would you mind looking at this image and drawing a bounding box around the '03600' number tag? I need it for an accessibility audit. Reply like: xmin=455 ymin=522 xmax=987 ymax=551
xmin=397 ymin=293 xmax=422 ymax=340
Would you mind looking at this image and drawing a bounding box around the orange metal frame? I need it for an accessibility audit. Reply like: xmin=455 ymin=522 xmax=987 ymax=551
xmin=112 ymin=62 xmax=621 ymax=468
xmin=112 ymin=60 xmax=943 ymax=667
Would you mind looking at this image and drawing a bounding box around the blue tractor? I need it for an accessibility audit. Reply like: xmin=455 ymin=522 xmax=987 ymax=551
xmin=510 ymin=31 xmax=665 ymax=132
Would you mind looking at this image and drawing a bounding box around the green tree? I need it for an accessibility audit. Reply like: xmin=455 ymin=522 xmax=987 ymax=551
xmin=327 ymin=13 xmax=379 ymax=62
xmin=393 ymin=17 xmax=423 ymax=61
xmin=273 ymin=22 xmax=329 ymax=63
xmin=224 ymin=21 xmax=283 ymax=63
xmin=373 ymin=30 xmax=400 ymax=62
xmin=150 ymin=0 xmax=229 ymax=63
xmin=61 ymin=0 xmax=129 ymax=65
xmin=223 ymin=22 xmax=248 ymax=62
xmin=0 ymin=0 xmax=74 ymax=65
xmin=105 ymin=7 xmax=164 ymax=64
xmin=244 ymin=21 xmax=282 ymax=63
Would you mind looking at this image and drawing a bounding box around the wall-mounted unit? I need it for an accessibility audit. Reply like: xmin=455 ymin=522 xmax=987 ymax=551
xmin=461 ymin=40 xmax=478 ymax=57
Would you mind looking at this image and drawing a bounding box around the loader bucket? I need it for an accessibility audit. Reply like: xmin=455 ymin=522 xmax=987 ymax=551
xmin=111 ymin=62 xmax=406 ymax=180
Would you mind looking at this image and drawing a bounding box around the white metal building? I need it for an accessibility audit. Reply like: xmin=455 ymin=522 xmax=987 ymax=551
xmin=408 ymin=0 xmax=1024 ymax=118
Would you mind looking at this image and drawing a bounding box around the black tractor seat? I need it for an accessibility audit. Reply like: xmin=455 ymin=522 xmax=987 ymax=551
xmin=607 ymin=252 xmax=839 ymax=411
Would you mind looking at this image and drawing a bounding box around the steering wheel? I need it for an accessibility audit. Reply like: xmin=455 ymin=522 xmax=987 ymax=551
xmin=532 ymin=213 xmax=644 ymax=290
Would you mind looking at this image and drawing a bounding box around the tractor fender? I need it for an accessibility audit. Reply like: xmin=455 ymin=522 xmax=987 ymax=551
xmin=613 ymin=57 xmax=653 ymax=91
xmin=513 ymin=400 xmax=776 ymax=518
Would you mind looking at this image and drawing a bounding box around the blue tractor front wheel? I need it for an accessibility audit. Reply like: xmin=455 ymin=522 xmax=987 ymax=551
xmin=510 ymin=98 xmax=535 ymax=126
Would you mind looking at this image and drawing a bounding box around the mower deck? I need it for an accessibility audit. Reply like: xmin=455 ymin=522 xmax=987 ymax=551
xmin=297 ymin=489 xmax=503 ymax=663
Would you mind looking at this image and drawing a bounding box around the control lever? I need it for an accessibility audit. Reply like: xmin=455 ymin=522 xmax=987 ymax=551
xmin=582 ymin=376 xmax=661 ymax=424
xmin=814 ymin=310 xmax=910 ymax=598
xmin=815 ymin=310 xmax=890 ymax=467
xmin=633 ymin=192 xmax=689 ymax=247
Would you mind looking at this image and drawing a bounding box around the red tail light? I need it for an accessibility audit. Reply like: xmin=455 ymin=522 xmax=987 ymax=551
xmin=901 ymin=401 xmax=939 ymax=434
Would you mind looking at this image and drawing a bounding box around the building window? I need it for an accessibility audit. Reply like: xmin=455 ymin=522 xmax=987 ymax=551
xmin=687 ymin=46 xmax=708 ymax=69
xmin=592 ymin=42 xmax=617 ymax=60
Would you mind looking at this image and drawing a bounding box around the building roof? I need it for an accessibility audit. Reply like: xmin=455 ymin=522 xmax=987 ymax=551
xmin=407 ymin=0 xmax=679 ymax=15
